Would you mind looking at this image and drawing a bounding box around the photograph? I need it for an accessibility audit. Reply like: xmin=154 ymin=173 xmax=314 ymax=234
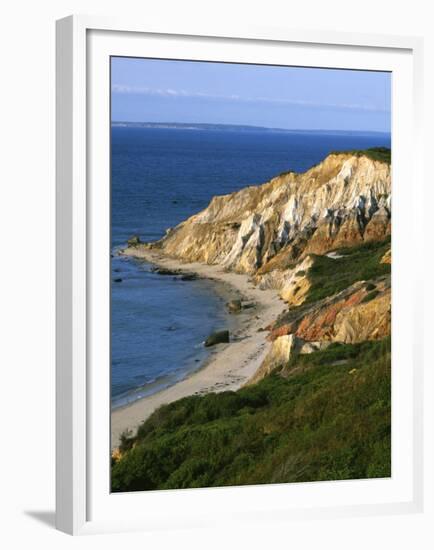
xmin=109 ymin=57 xmax=392 ymax=492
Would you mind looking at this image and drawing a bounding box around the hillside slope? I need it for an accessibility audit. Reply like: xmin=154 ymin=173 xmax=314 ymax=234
xmin=115 ymin=148 xmax=392 ymax=489
xmin=112 ymin=337 xmax=391 ymax=491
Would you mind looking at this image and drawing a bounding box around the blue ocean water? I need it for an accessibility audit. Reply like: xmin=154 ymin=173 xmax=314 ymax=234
xmin=111 ymin=127 xmax=391 ymax=407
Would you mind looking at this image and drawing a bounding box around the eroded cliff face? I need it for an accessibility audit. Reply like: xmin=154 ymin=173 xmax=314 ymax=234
xmin=140 ymin=153 xmax=390 ymax=277
xmin=269 ymin=277 xmax=391 ymax=344
xmin=124 ymin=151 xmax=391 ymax=385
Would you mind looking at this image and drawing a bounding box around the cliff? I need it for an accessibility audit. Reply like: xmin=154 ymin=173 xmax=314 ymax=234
xmin=124 ymin=149 xmax=391 ymax=384
xmin=134 ymin=151 xmax=390 ymax=272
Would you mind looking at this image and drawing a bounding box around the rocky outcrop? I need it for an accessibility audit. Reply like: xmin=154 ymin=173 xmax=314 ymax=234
xmin=333 ymin=290 xmax=391 ymax=343
xmin=254 ymin=255 xmax=313 ymax=306
xmin=381 ymin=249 xmax=391 ymax=264
xmin=128 ymin=153 xmax=390 ymax=275
xmin=246 ymin=279 xmax=390 ymax=385
xmin=248 ymin=334 xmax=334 ymax=385
xmin=127 ymin=235 xmax=141 ymax=247
xmin=248 ymin=334 xmax=303 ymax=384
xmin=269 ymin=277 xmax=391 ymax=344
xmin=364 ymin=207 xmax=391 ymax=242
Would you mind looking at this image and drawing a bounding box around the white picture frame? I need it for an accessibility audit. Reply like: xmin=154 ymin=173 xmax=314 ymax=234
xmin=56 ymin=14 xmax=424 ymax=535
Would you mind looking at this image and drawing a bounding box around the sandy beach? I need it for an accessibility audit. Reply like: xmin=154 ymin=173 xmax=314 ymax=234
xmin=111 ymin=248 xmax=286 ymax=449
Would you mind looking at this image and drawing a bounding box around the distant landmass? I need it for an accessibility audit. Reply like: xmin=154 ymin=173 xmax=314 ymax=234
xmin=111 ymin=121 xmax=390 ymax=136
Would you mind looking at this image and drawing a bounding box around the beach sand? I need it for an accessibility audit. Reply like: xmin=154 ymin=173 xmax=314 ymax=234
xmin=111 ymin=249 xmax=286 ymax=449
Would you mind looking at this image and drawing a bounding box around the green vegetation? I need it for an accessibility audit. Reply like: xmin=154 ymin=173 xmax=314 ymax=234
xmin=361 ymin=290 xmax=381 ymax=303
xmin=330 ymin=147 xmax=391 ymax=165
xmin=112 ymin=338 xmax=391 ymax=492
xmin=305 ymin=237 xmax=390 ymax=304
xmin=273 ymin=147 xmax=390 ymax=180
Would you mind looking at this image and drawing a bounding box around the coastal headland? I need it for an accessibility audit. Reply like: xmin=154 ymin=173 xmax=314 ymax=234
xmin=112 ymin=148 xmax=392 ymax=453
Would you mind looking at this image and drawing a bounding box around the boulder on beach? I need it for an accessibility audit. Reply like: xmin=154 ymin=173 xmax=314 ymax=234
xmin=127 ymin=235 xmax=141 ymax=247
xmin=226 ymin=299 xmax=257 ymax=313
xmin=204 ymin=330 xmax=230 ymax=347
xmin=226 ymin=299 xmax=242 ymax=313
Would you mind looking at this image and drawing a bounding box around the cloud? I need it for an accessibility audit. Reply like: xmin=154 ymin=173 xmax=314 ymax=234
xmin=111 ymin=84 xmax=388 ymax=113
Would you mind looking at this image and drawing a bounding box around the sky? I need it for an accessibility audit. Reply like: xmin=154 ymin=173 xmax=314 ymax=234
xmin=111 ymin=57 xmax=391 ymax=133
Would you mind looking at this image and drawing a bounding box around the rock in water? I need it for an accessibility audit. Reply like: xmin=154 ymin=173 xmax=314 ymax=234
xmin=180 ymin=272 xmax=198 ymax=281
xmin=204 ymin=330 xmax=230 ymax=347
xmin=226 ymin=300 xmax=242 ymax=313
xmin=152 ymin=266 xmax=179 ymax=276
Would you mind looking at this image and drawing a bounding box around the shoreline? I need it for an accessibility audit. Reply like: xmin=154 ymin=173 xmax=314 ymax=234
xmin=111 ymin=248 xmax=286 ymax=449
xmin=110 ymin=270 xmax=241 ymax=410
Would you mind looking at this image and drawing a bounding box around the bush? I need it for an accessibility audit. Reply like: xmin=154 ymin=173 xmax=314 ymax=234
xmin=329 ymin=147 xmax=391 ymax=165
xmin=305 ymin=237 xmax=390 ymax=304
xmin=361 ymin=290 xmax=381 ymax=303
xmin=112 ymin=337 xmax=391 ymax=492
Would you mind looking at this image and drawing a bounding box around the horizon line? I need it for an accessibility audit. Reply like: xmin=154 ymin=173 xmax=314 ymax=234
xmin=111 ymin=121 xmax=391 ymax=135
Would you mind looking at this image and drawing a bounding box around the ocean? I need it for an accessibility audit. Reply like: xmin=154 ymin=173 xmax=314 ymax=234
xmin=111 ymin=126 xmax=391 ymax=408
